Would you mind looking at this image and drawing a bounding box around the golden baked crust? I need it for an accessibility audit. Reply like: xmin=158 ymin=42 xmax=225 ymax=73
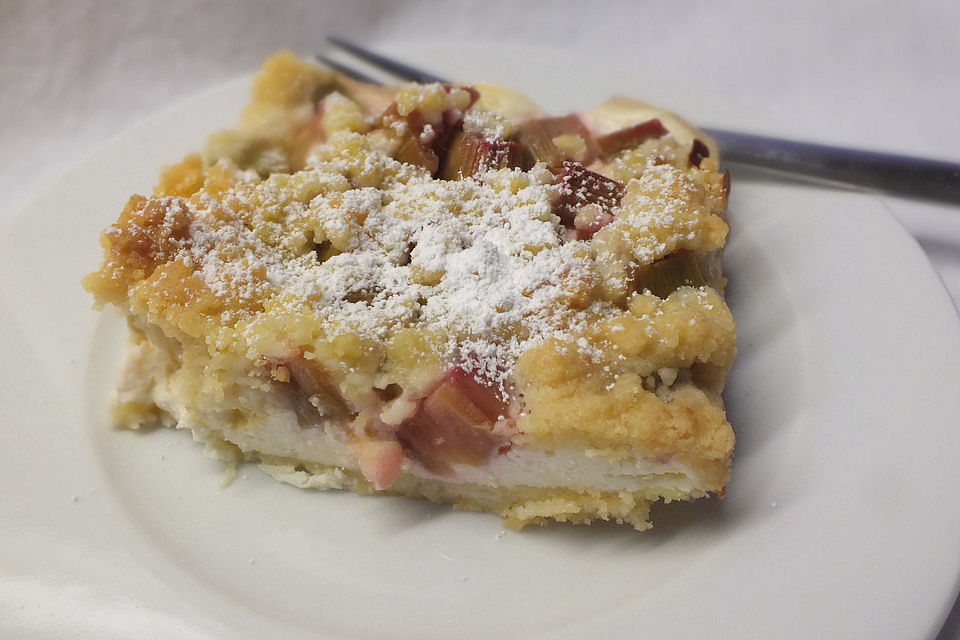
xmin=85 ymin=50 xmax=736 ymax=530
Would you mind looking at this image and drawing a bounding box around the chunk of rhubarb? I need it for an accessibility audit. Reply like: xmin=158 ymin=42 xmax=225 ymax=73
xmin=357 ymin=440 xmax=405 ymax=490
xmin=309 ymin=100 xmax=327 ymax=143
xmin=572 ymin=203 xmax=615 ymax=240
xmin=688 ymin=138 xmax=710 ymax=167
xmin=436 ymin=85 xmax=480 ymax=151
xmin=440 ymin=131 xmax=525 ymax=180
xmin=595 ymin=118 xmax=668 ymax=158
xmin=515 ymin=114 xmax=599 ymax=166
xmin=635 ymin=251 xmax=707 ymax=298
xmin=440 ymin=365 xmax=512 ymax=423
xmin=381 ymin=85 xmax=480 ymax=175
xmin=553 ymin=161 xmax=625 ymax=227
xmin=280 ymin=353 xmax=352 ymax=420
xmin=396 ymin=366 xmax=514 ymax=476
xmin=394 ymin=132 xmax=440 ymax=174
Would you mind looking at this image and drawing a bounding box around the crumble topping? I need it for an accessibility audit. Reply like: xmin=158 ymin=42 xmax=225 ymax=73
xmin=109 ymin=133 xmax=722 ymax=393
xmin=147 ymin=154 xmax=606 ymax=389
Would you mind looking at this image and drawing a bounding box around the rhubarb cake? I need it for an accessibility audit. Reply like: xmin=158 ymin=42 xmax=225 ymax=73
xmin=84 ymin=51 xmax=736 ymax=530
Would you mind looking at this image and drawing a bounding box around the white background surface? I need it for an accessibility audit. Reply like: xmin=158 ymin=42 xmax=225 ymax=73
xmin=1 ymin=0 xmax=958 ymax=637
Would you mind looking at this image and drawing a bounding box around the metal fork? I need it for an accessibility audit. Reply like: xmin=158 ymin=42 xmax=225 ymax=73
xmin=320 ymin=36 xmax=960 ymax=204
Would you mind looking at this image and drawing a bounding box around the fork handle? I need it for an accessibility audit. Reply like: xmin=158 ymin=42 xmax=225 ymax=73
xmin=705 ymin=128 xmax=960 ymax=204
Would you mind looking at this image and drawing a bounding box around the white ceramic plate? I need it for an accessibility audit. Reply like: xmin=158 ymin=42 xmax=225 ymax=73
xmin=2 ymin=45 xmax=959 ymax=640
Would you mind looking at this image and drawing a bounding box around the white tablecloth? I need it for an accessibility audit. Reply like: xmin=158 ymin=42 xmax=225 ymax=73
xmin=1 ymin=0 xmax=957 ymax=636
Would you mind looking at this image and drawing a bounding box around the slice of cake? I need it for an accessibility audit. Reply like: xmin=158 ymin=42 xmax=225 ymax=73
xmin=84 ymin=51 xmax=735 ymax=530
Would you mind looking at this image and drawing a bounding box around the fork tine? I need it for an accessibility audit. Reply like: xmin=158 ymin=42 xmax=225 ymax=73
xmin=315 ymin=53 xmax=383 ymax=84
xmin=325 ymin=36 xmax=450 ymax=84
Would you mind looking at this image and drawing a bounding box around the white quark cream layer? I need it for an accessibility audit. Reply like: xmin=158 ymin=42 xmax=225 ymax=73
xmin=144 ymin=373 xmax=704 ymax=495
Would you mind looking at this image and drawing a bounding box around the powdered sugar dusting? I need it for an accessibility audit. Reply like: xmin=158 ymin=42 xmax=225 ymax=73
xmin=167 ymin=142 xmax=618 ymax=389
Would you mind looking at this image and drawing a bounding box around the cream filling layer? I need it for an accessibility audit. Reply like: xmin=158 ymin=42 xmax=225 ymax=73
xmin=147 ymin=385 xmax=703 ymax=495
